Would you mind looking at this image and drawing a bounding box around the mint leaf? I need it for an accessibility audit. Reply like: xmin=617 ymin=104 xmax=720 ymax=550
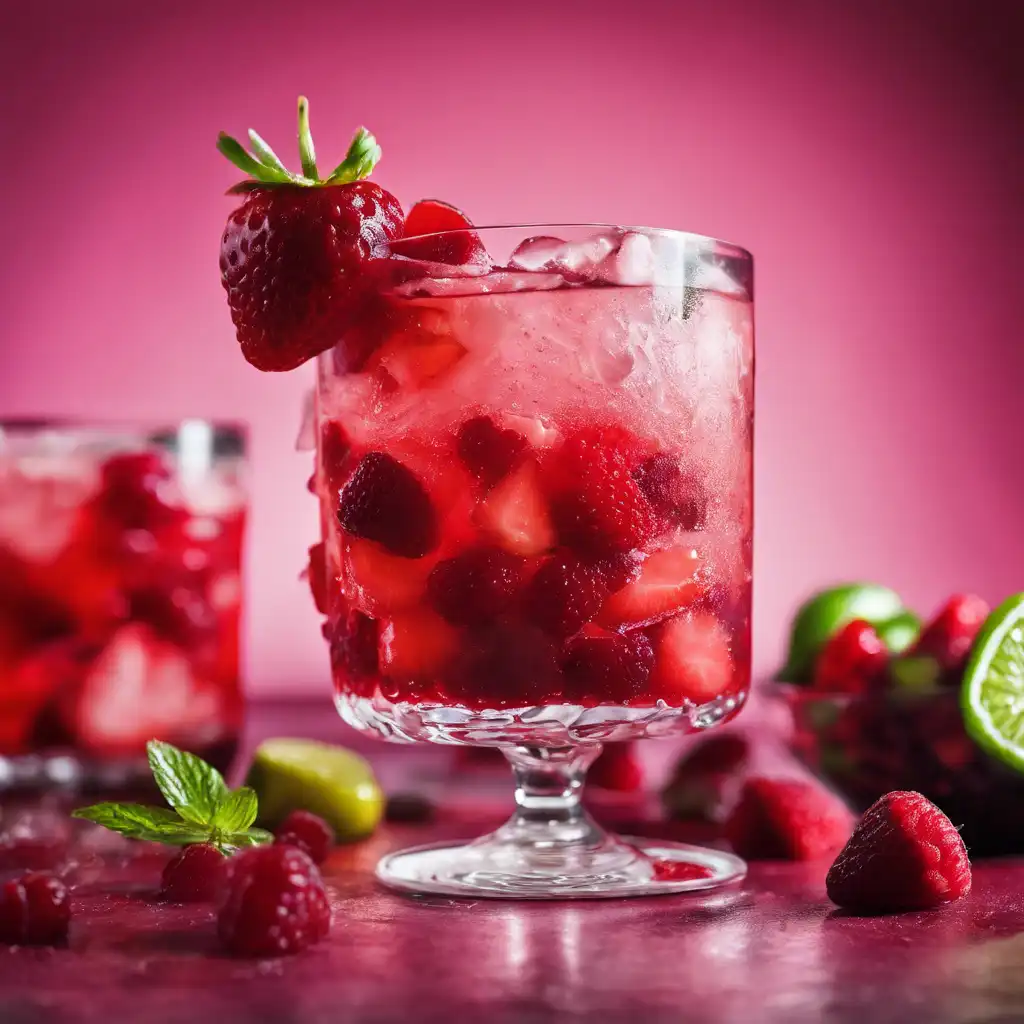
xmin=326 ymin=127 xmax=381 ymax=184
xmin=211 ymin=787 xmax=258 ymax=834
xmin=147 ymin=740 xmax=229 ymax=826
xmin=228 ymin=827 xmax=274 ymax=849
xmin=71 ymin=803 xmax=210 ymax=846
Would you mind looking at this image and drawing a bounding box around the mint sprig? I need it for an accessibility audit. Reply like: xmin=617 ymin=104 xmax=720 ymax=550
xmin=217 ymin=95 xmax=381 ymax=192
xmin=72 ymin=740 xmax=272 ymax=855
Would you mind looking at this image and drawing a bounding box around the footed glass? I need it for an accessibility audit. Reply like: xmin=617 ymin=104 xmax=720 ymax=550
xmin=310 ymin=225 xmax=754 ymax=897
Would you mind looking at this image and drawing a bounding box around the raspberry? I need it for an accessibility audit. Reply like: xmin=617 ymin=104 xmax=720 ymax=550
xmin=275 ymin=810 xmax=335 ymax=866
xmin=160 ymin=844 xmax=225 ymax=903
xmin=338 ymin=452 xmax=438 ymax=559
xmin=663 ymin=733 xmax=751 ymax=822
xmin=523 ymin=552 xmax=609 ymax=638
xmin=328 ymin=610 xmax=379 ymax=682
xmin=725 ymin=777 xmax=854 ymax=861
xmin=827 ymin=791 xmax=971 ymax=912
xmin=217 ymin=845 xmax=331 ymax=957
xmin=812 ymin=619 xmax=888 ymax=694
xmin=913 ymin=594 xmax=990 ymax=673
xmin=220 ymin=181 xmax=404 ymax=372
xmin=0 ymin=872 xmax=70 ymax=945
xmin=563 ymin=631 xmax=654 ymax=703
xmin=548 ymin=428 xmax=655 ymax=556
xmin=427 ymin=547 xmax=524 ymax=627
xmin=634 ymin=453 xmax=709 ymax=531
xmin=456 ymin=416 xmax=528 ymax=487
xmin=588 ymin=743 xmax=644 ymax=791
xmin=452 ymin=620 xmax=562 ymax=707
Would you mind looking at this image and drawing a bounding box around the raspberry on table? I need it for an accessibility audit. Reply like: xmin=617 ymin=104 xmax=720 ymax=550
xmin=524 ymin=551 xmax=609 ymax=638
xmin=218 ymin=845 xmax=331 ymax=957
xmin=0 ymin=872 xmax=71 ymax=945
xmin=160 ymin=844 xmax=226 ymax=903
xmin=456 ymin=415 xmax=528 ymax=487
xmin=275 ymin=810 xmax=335 ymax=866
xmin=427 ymin=546 xmax=525 ymax=627
xmin=826 ymin=790 xmax=972 ymax=913
xmin=725 ymin=777 xmax=855 ymax=861
xmin=663 ymin=733 xmax=751 ymax=822
xmin=338 ymin=451 xmax=439 ymax=559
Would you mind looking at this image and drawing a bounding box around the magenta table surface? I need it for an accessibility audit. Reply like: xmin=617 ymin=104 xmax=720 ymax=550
xmin=2 ymin=699 xmax=1024 ymax=1024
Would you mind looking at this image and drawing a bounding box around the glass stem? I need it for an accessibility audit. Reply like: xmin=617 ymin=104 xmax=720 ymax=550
xmin=498 ymin=744 xmax=605 ymax=848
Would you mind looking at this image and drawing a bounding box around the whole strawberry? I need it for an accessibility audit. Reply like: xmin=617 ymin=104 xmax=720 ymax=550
xmin=826 ymin=791 xmax=971 ymax=913
xmin=218 ymin=98 xmax=404 ymax=371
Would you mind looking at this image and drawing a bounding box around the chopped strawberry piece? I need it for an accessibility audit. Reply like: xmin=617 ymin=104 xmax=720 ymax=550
xmin=366 ymin=307 xmax=467 ymax=390
xmin=457 ymin=416 xmax=528 ymax=487
xmin=563 ymin=630 xmax=654 ymax=704
xmin=475 ymin=459 xmax=555 ymax=557
xmin=826 ymin=791 xmax=971 ymax=912
xmin=61 ymin=625 xmax=223 ymax=755
xmin=597 ymin=547 xmax=702 ymax=628
xmin=427 ymin=546 xmax=525 ymax=627
xmin=328 ymin=610 xmax=379 ymax=684
xmin=380 ymin=609 xmax=459 ymax=682
xmin=524 ymin=552 xmax=609 ymax=638
xmin=594 ymin=551 xmax=644 ymax=593
xmin=398 ymin=200 xmax=487 ymax=265
xmin=812 ymin=619 xmax=887 ymax=694
xmin=649 ymin=860 xmax=714 ymax=882
xmin=548 ymin=427 xmax=656 ymax=556
xmin=726 ymin=777 xmax=855 ymax=861
xmin=319 ymin=421 xmax=352 ymax=497
xmin=338 ymin=451 xmax=439 ymax=559
xmin=306 ymin=542 xmax=330 ymax=614
xmin=913 ymin=594 xmax=990 ymax=673
xmin=650 ymin=612 xmax=734 ymax=704
xmin=344 ymin=538 xmax=435 ymax=613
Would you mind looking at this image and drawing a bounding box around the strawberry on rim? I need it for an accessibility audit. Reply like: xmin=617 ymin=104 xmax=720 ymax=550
xmin=218 ymin=98 xmax=405 ymax=372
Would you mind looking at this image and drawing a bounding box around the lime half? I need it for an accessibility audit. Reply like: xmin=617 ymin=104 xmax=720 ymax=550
xmin=962 ymin=594 xmax=1024 ymax=772
xmin=246 ymin=737 xmax=384 ymax=841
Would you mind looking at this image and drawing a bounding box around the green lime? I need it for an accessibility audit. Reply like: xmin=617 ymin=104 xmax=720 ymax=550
xmin=876 ymin=609 xmax=921 ymax=656
xmin=246 ymin=738 xmax=384 ymax=841
xmin=888 ymin=654 xmax=941 ymax=692
xmin=779 ymin=583 xmax=906 ymax=683
xmin=961 ymin=594 xmax=1024 ymax=772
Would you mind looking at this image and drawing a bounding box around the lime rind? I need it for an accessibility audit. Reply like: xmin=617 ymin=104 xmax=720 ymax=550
xmin=961 ymin=594 xmax=1024 ymax=772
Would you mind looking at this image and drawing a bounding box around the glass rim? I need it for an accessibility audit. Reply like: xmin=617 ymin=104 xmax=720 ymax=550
xmin=391 ymin=222 xmax=753 ymax=263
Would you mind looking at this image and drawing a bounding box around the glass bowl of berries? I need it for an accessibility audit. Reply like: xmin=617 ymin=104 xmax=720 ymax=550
xmin=217 ymin=100 xmax=754 ymax=898
xmin=776 ymin=587 xmax=1024 ymax=855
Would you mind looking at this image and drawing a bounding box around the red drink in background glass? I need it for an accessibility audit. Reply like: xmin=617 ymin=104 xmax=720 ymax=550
xmin=308 ymin=225 xmax=754 ymax=898
xmin=0 ymin=420 xmax=246 ymax=790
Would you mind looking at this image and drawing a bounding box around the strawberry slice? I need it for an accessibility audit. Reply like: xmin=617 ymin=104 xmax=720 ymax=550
xmin=379 ymin=609 xmax=459 ymax=682
xmin=597 ymin=547 xmax=703 ymax=628
xmin=344 ymin=538 xmax=437 ymax=614
xmin=475 ymin=460 xmax=556 ymax=557
xmin=396 ymin=200 xmax=487 ymax=265
xmin=651 ymin=613 xmax=735 ymax=704
xmin=61 ymin=625 xmax=223 ymax=755
xmin=365 ymin=310 xmax=467 ymax=391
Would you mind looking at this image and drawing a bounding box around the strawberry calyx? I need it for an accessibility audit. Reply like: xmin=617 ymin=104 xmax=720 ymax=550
xmin=217 ymin=96 xmax=382 ymax=193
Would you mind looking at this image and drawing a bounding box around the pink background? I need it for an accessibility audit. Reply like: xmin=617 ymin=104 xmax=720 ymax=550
xmin=1 ymin=0 xmax=1021 ymax=697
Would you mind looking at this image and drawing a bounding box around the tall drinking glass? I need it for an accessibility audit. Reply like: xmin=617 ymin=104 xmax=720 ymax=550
xmin=311 ymin=226 xmax=753 ymax=897
xmin=0 ymin=420 xmax=246 ymax=791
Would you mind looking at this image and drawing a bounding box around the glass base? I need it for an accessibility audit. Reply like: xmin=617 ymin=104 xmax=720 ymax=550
xmin=377 ymin=834 xmax=746 ymax=899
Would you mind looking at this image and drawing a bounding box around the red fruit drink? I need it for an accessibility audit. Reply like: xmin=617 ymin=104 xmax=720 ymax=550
xmin=0 ymin=421 xmax=245 ymax=788
xmin=311 ymin=226 xmax=753 ymax=743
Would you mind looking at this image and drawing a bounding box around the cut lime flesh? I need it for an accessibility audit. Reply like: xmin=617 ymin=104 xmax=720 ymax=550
xmin=962 ymin=594 xmax=1024 ymax=772
xmin=246 ymin=737 xmax=384 ymax=840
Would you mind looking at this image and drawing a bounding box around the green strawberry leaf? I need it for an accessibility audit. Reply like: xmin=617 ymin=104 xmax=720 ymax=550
xmin=326 ymin=127 xmax=381 ymax=184
xmin=211 ymin=786 xmax=259 ymax=834
xmin=147 ymin=740 xmax=229 ymax=826
xmin=71 ymin=803 xmax=211 ymax=846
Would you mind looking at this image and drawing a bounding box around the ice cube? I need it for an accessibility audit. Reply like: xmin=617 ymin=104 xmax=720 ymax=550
xmin=508 ymin=235 xmax=569 ymax=272
xmin=596 ymin=231 xmax=656 ymax=286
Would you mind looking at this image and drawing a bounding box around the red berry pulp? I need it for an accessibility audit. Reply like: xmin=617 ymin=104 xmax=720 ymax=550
xmin=312 ymin=230 xmax=753 ymax=714
xmin=0 ymin=434 xmax=244 ymax=774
